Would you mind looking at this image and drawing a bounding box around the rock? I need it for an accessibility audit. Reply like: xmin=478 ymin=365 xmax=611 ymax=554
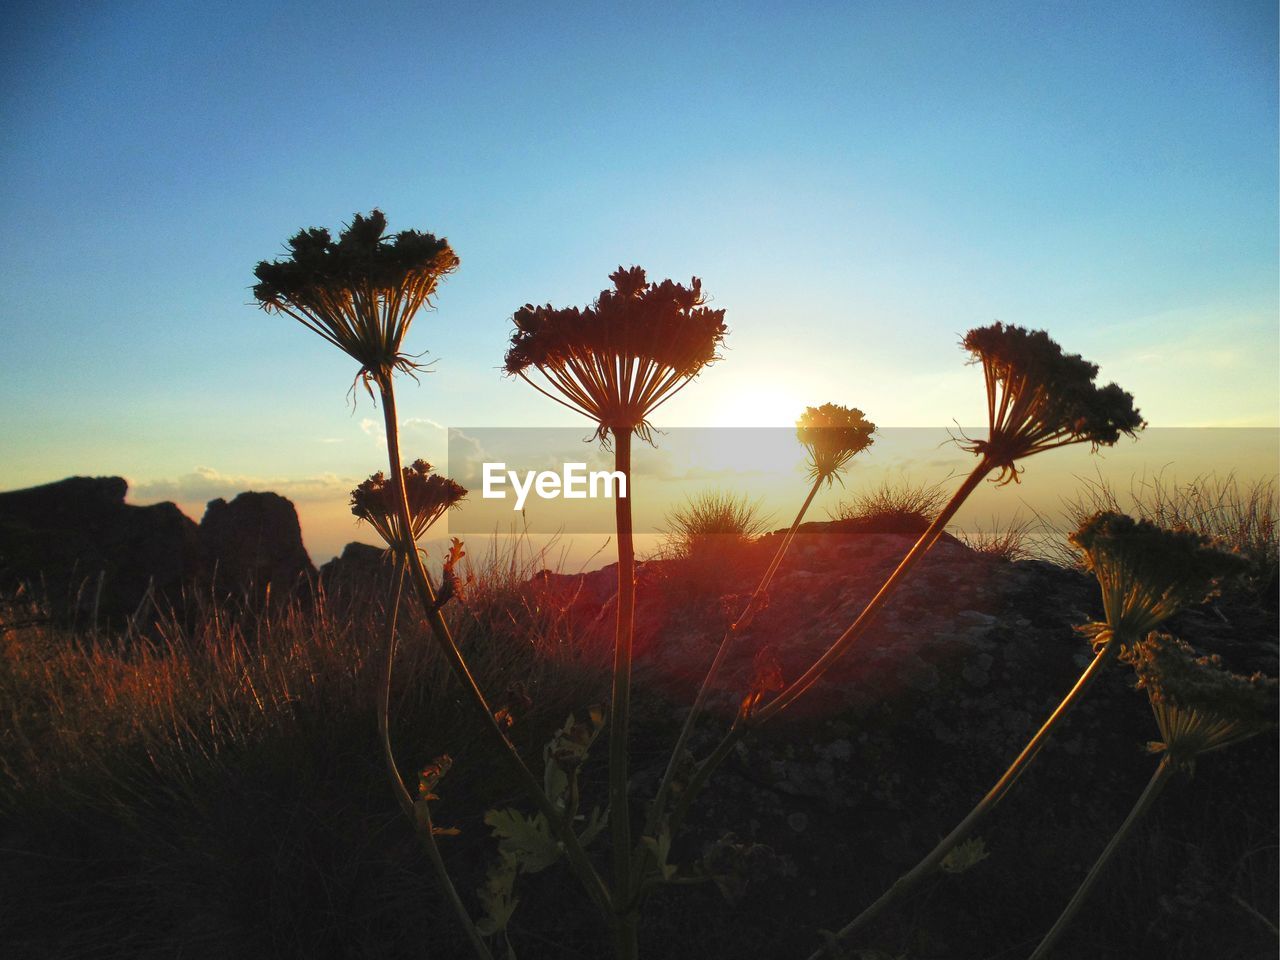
xmin=0 ymin=476 xmax=206 ymax=623
xmin=200 ymin=492 xmax=316 ymax=595
xmin=0 ymin=476 xmax=320 ymax=624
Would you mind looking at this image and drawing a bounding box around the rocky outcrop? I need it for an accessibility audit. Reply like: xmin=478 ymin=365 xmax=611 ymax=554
xmin=0 ymin=477 xmax=317 ymax=623
xmin=200 ymin=492 xmax=315 ymax=594
xmin=0 ymin=476 xmax=206 ymax=622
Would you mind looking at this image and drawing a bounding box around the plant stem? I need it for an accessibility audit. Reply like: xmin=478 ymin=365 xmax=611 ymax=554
xmin=413 ymin=800 xmax=496 ymax=960
xmin=1027 ymin=754 xmax=1177 ymax=960
xmin=671 ymin=460 xmax=992 ymax=834
xmin=377 ymin=377 xmax=613 ymax=918
xmin=756 ymin=459 xmax=990 ymax=723
xmin=810 ymin=638 xmax=1119 ymax=958
xmin=611 ymin=912 xmax=640 ymax=960
xmin=645 ymin=474 xmax=824 ymax=842
xmin=380 ymin=562 xmax=414 ymax=818
xmin=609 ymin=427 xmax=636 ymax=908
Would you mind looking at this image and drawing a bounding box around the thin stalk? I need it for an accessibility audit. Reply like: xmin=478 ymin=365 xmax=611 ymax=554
xmin=414 ymin=800 xmax=496 ymax=960
xmin=377 ymin=377 xmax=613 ymax=918
xmin=611 ymin=913 xmax=639 ymax=960
xmin=672 ymin=460 xmax=992 ymax=834
xmin=810 ymin=638 xmax=1119 ymax=957
xmin=380 ymin=562 xmax=414 ymax=818
xmin=646 ymin=474 xmax=825 ymax=842
xmin=1027 ymin=754 xmax=1177 ymax=960
xmin=756 ymin=458 xmax=991 ymax=723
xmin=609 ymin=428 xmax=637 ymax=907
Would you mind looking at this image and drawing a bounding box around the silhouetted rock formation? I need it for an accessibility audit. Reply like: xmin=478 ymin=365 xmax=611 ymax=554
xmin=0 ymin=476 xmax=206 ymax=622
xmin=200 ymin=492 xmax=315 ymax=594
xmin=319 ymin=541 xmax=389 ymax=581
xmin=0 ymin=476 xmax=318 ymax=624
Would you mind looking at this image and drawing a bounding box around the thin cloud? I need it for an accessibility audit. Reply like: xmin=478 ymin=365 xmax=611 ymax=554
xmin=130 ymin=467 xmax=353 ymax=506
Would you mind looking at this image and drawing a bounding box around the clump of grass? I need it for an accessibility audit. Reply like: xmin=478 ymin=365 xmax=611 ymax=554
xmin=660 ymin=490 xmax=771 ymax=563
xmin=831 ymin=477 xmax=947 ymax=529
xmin=958 ymin=513 xmax=1037 ymax=561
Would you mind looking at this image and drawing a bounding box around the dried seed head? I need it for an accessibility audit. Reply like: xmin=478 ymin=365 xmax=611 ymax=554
xmin=504 ymin=266 xmax=727 ymax=441
xmin=253 ymin=210 xmax=460 ymax=387
xmin=961 ymin=323 xmax=1144 ymax=483
xmin=1070 ymin=511 xmax=1247 ymax=645
xmin=796 ymin=403 xmax=876 ymax=486
xmin=1130 ymin=632 xmax=1276 ymax=764
xmin=350 ymin=459 xmax=466 ymax=550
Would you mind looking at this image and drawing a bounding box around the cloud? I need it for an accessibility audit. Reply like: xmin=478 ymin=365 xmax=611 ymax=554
xmin=130 ymin=467 xmax=354 ymax=506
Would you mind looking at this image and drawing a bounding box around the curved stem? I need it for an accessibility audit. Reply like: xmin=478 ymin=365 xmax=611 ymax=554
xmin=609 ymin=428 xmax=636 ymax=907
xmin=810 ymin=638 xmax=1119 ymax=958
xmin=380 ymin=561 xmax=414 ymax=818
xmin=1027 ymin=755 xmax=1176 ymax=960
xmin=646 ymin=474 xmax=825 ymax=842
xmin=414 ymin=800 xmax=496 ymax=960
xmin=378 ymin=377 xmax=613 ymax=918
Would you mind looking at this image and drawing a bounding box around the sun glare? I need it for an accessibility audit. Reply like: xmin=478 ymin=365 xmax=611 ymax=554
xmin=709 ymin=384 xmax=812 ymax=428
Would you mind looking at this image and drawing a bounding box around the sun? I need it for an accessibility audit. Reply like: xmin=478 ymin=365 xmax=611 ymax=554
xmin=707 ymin=383 xmax=812 ymax=428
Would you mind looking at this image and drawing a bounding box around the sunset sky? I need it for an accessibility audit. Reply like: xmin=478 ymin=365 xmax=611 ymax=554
xmin=2 ymin=1 xmax=1276 ymax=562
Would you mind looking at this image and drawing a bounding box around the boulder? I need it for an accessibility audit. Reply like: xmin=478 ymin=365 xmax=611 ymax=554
xmin=200 ymin=492 xmax=316 ymax=595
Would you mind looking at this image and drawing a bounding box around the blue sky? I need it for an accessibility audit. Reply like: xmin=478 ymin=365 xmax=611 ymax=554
xmin=2 ymin=1 xmax=1276 ymax=560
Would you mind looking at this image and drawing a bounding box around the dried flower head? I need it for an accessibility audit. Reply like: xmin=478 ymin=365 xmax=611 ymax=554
xmin=253 ymin=210 xmax=460 ymax=387
xmin=1070 ymin=511 xmax=1248 ymax=646
xmin=796 ymin=403 xmax=876 ymax=485
xmin=504 ymin=266 xmax=727 ymax=441
xmin=1131 ymin=633 xmax=1277 ymax=765
xmin=350 ymin=459 xmax=466 ymax=550
xmin=961 ymin=323 xmax=1145 ymax=484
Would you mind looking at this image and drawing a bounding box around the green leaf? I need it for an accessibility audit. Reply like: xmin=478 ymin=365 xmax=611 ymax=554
xmin=476 ymin=851 xmax=519 ymax=939
xmin=940 ymin=836 xmax=990 ymax=875
xmin=484 ymin=808 xmax=563 ymax=874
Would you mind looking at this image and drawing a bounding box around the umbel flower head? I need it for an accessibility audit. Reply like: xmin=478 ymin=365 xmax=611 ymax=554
xmin=1130 ymin=633 xmax=1277 ymax=767
xmin=253 ymin=210 xmax=460 ymax=387
xmin=350 ymin=460 xmax=467 ymax=550
xmin=1070 ymin=511 xmax=1248 ymax=648
xmin=961 ymin=323 xmax=1145 ymax=484
xmin=796 ymin=403 xmax=876 ymax=486
xmin=504 ymin=266 xmax=727 ymax=442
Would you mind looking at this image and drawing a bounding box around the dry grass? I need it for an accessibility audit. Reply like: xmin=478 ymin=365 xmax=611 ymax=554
xmin=831 ymin=477 xmax=948 ymax=526
xmin=1043 ymin=471 xmax=1278 ymax=588
xmin=0 ymin=542 xmax=611 ymax=958
xmin=958 ymin=513 xmax=1037 ymax=561
xmin=658 ymin=490 xmax=771 ymax=563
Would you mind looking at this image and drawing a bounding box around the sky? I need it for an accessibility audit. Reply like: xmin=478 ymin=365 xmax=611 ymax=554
xmin=1 ymin=1 xmax=1276 ymax=563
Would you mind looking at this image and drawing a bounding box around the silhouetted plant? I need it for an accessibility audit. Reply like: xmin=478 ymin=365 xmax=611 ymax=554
xmin=255 ymin=213 xmax=610 ymax=958
xmin=796 ymin=403 xmax=877 ymax=487
xmin=813 ymin=511 xmax=1246 ymax=956
xmin=960 ymin=322 xmax=1145 ymax=485
xmin=505 ymin=266 xmax=727 ymax=958
xmin=762 ymin=324 xmax=1144 ymax=721
xmin=673 ymin=326 xmax=1144 ymax=845
xmin=253 ymin=210 xmax=459 ymax=389
xmin=1027 ymin=633 xmax=1276 ymax=958
xmin=351 ymin=460 xmax=466 ymax=554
